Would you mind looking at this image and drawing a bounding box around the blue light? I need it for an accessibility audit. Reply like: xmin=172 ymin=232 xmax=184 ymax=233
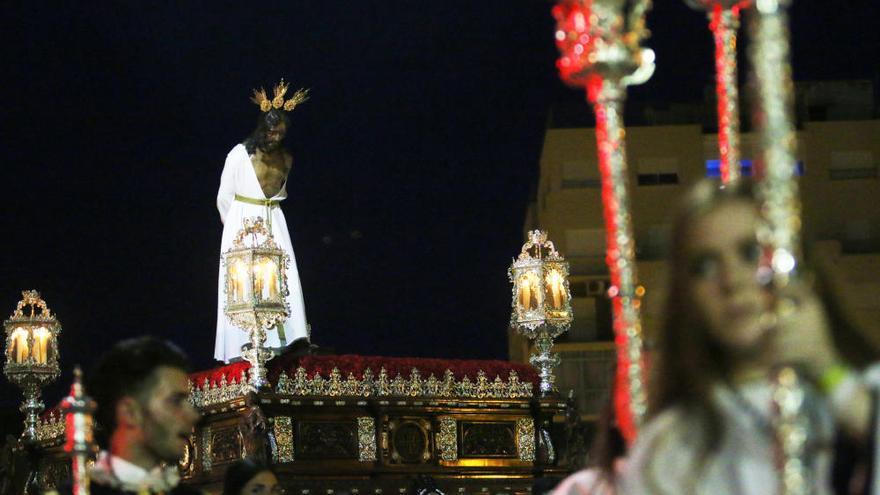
xmin=705 ymin=159 xmax=803 ymax=178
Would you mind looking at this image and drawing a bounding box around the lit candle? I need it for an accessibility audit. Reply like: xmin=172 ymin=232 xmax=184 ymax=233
xmin=12 ymin=327 xmax=29 ymax=363
xmin=520 ymin=274 xmax=541 ymax=310
xmin=240 ymin=261 xmax=250 ymax=300
xmin=229 ymin=264 xmax=238 ymax=302
xmin=546 ymin=271 xmax=564 ymax=309
xmin=519 ymin=275 xmax=532 ymax=310
xmin=32 ymin=327 xmax=49 ymax=364
xmin=253 ymin=262 xmax=264 ymax=300
xmin=232 ymin=260 xmax=249 ymax=302
xmin=264 ymin=260 xmax=277 ymax=299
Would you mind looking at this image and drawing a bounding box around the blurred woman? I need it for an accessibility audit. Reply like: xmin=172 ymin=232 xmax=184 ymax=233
xmin=621 ymin=180 xmax=879 ymax=494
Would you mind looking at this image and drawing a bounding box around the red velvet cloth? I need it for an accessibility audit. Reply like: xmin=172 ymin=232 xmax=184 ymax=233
xmin=191 ymin=354 xmax=538 ymax=388
xmin=189 ymin=360 xmax=250 ymax=388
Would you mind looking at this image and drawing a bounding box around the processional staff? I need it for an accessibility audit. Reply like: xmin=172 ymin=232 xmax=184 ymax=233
xmin=553 ymin=0 xmax=655 ymax=443
xmin=61 ymin=367 xmax=97 ymax=495
xmin=689 ymin=0 xmax=807 ymax=490
xmin=686 ymin=0 xmax=752 ymax=185
xmin=745 ymin=1 xmax=809 ymax=493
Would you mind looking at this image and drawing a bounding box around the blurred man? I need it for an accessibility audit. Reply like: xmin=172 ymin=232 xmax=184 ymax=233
xmin=80 ymin=336 xmax=201 ymax=495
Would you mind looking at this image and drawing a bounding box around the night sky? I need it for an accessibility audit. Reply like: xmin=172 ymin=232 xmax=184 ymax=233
xmin=1 ymin=1 xmax=877 ymax=428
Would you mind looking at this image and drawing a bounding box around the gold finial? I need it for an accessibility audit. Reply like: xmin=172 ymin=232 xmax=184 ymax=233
xmin=251 ymin=79 xmax=310 ymax=113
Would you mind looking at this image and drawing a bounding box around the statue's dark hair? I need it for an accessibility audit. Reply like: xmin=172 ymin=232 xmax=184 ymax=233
xmin=244 ymin=109 xmax=291 ymax=154
xmin=87 ymin=336 xmax=191 ymax=447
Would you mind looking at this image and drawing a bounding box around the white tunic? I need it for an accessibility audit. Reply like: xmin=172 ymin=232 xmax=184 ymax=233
xmin=214 ymin=144 xmax=309 ymax=362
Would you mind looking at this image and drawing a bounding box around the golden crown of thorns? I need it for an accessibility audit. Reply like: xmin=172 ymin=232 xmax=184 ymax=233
xmin=250 ymin=79 xmax=310 ymax=113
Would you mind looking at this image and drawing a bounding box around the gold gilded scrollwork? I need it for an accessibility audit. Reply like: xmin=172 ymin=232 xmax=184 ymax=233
xmin=201 ymin=426 xmax=213 ymax=472
xmin=437 ymin=416 xmax=458 ymax=462
xmin=516 ymin=418 xmax=536 ymax=462
xmin=273 ymin=416 xmax=294 ymax=463
xmin=357 ymin=417 xmax=377 ymax=462
xmin=268 ymin=366 xmax=532 ymax=400
xmin=35 ymin=414 xmax=65 ymax=441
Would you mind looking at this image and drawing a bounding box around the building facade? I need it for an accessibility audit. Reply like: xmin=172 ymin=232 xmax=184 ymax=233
xmin=516 ymin=94 xmax=880 ymax=420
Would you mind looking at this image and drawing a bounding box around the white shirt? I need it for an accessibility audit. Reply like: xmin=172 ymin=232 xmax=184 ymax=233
xmin=90 ymin=451 xmax=180 ymax=493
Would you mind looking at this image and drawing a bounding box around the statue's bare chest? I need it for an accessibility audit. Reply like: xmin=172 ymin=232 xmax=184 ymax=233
xmin=250 ymin=151 xmax=291 ymax=198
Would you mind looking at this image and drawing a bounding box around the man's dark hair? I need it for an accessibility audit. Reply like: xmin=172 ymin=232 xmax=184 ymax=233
xmin=244 ymin=109 xmax=290 ymax=154
xmin=87 ymin=336 xmax=191 ymax=447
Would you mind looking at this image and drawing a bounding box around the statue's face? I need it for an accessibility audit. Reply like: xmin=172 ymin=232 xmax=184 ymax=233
xmin=262 ymin=121 xmax=287 ymax=152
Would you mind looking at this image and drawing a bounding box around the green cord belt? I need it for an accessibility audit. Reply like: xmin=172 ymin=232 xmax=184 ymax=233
xmin=234 ymin=194 xmax=281 ymax=207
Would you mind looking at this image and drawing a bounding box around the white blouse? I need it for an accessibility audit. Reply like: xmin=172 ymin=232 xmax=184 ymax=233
xmin=622 ymin=381 xmax=834 ymax=495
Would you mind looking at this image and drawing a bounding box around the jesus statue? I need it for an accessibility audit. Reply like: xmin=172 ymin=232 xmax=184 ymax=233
xmin=214 ymin=80 xmax=312 ymax=362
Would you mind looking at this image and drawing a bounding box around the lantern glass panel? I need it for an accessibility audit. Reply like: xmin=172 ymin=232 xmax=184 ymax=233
xmin=253 ymin=256 xmax=280 ymax=301
xmin=32 ymin=327 xmax=49 ymax=364
xmin=544 ymin=268 xmax=567 ymax=310
xmin=517 ymin=271 xmax=543 ymax=312
xmin=229 ymin=258 xmax=251 ymax=304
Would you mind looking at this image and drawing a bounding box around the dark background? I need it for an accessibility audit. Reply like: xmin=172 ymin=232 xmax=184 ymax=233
xmin=1 ymin=1 xmax=877 ymax=433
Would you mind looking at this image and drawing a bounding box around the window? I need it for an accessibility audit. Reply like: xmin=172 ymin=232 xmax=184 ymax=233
xmin=830 ymin=151 xmax=876 ymax=181
xmin=562 ymin=160 xmax=599 ymax=189
xmin=569 ymin=280 xmax=587 ymax=298
xmin=560 ymin=279 xmax=611 ymax=344
xmin=638 ymin=157 xmax=679 ymax=186
xmin=830 ymin=168 xmax=876 ymax=180
xmin=845 ymin=220 xmax=872 ymax=242
xmin=638 ymin=225 xmax=670 ymax=260
xmin=565 ymin=228 xmax=606 ymax=257
xmin=637 ymin=173 xmax=679 ymax=186
xmin=568 ymin=298 xmax=598 ymax=341
xmin=555 ymin=348 xmax=616 ymax=417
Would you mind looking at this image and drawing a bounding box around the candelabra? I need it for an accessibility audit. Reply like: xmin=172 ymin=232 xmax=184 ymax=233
xmin=509 ymin=230 xmax=573 ymax=396
xmin=3 ymin=291 xmax=61 ymax=441
xmin=224 ymin=217 xmax=291 ymax=390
